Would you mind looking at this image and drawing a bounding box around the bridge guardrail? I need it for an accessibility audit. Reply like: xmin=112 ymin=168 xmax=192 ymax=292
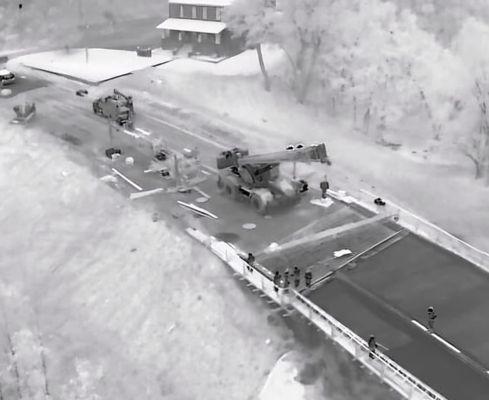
xmin=339 ymin=188 xmax=489 ymax=273
xmin=186 ymin=227 xmax=447 ymax=400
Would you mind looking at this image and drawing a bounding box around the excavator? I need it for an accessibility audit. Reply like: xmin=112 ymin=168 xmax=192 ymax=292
xmin=216 ymin=143 xmax=331 ymax=213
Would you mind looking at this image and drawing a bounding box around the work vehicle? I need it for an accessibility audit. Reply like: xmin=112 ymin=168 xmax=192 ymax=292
xmin=216 ymin=143 xmax=331 ymax=214
xmin=148 ymin=146 xmax=203 ymax=185
xmin=93 ymin=89 xmax=134 ymax=129
xmin=0 ymin=69 xmax=15 ymax=85
xmin=11 ymin=102 xmax=36 ymax=124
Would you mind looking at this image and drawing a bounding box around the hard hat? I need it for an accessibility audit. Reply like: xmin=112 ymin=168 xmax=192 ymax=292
xmin=428 ymin=306 xmax=434 ymax=311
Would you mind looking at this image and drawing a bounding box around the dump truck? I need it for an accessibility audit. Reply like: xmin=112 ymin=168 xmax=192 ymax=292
xmin=216 ymin=143 xmax=331 ymax=213
xmin=93 ymin=89 xmax=134 ymax=129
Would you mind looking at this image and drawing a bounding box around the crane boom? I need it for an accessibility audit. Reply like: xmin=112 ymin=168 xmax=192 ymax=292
xmin=217 ymin=143 xmax=330 ymax=170
xmin=239 ymin=143 xmax=329 ymax=165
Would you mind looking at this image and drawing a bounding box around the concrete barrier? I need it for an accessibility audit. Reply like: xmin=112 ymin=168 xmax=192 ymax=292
xmin=186 ymin=227 xmax=447 ymax=400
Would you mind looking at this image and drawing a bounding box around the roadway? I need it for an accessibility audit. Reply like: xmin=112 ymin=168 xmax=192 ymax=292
xmin=4 ymin=73 xmax=489 ymax=399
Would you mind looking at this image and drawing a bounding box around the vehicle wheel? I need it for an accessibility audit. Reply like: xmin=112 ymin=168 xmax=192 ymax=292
xmin=251 ymin=195 xmax=267 ymax=214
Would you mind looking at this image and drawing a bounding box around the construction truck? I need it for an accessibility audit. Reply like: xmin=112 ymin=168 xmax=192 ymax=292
xmin=216 ymin=143 xmax=331 ymax=214
xmin=93 ymin=89 xmax=134 ymax=129
xmin=147 ymin=146 xmax=204 ymax=189
xmin=11 ymin=102 xmax=36 ymax=124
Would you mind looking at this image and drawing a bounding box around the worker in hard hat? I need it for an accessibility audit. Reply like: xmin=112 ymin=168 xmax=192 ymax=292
xmin=320 ymin=176 xmax=330 ymax=199
xmin=368 ymin=335 xmax=378 ymax=359
xmin=427 ymin=306 xmax=437 ymax=333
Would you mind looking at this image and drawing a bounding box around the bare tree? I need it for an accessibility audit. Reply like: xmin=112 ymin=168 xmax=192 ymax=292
xmin=274 ymin=0 xmax=332 ymax=104
xmin=461 ymin=80 xmax=489 ymax=182
xmin=224 ymin=0 xmax=277 ymax=91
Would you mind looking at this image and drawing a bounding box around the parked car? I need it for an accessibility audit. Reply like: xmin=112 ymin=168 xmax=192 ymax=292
xmin=76 ymin=88 xmax=88 ymax=97
xmin=0 ymin=69 xmax=15 ymax=85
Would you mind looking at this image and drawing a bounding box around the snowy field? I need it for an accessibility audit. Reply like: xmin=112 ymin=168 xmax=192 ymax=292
xmin=166 ymin=44 xmax=287 ymax=76
xmin=15 ymin=48 xmax=173 ymax=83
xmin=0 ymin=119 xmax=285 ymax=399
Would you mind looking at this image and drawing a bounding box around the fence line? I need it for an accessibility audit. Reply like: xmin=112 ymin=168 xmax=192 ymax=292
xmin=186 ymin=227 xmax=447 ymax=400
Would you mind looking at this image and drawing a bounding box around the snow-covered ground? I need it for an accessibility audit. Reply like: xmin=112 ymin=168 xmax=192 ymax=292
xmin=0 ymin=120 xmax=287 ymax=399
xmin=259 ymin=352 xmax=322 ymax=400
xmin=15 ymin=48 xmax=173 ymax=83
xmin=164 ymin=44 xmax=287 ymax=76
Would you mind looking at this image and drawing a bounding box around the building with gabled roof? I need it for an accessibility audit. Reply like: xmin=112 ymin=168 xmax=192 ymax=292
xmin=157 ymin=0 xmax=243 ymax=57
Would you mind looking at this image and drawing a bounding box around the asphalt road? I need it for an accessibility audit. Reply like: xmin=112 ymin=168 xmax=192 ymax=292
xmin=0 ymin=72 xmax=49 ymax=99
xmin=4 ymin=74 xmax=489 ymax=400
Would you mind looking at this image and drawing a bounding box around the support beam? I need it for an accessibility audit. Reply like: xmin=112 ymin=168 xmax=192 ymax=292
xmin=263 ymin=213 xmax=396 ymax=255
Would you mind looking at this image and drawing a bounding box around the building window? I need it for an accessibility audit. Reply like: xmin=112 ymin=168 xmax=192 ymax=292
xmin=216 ymin=7 xmax=221 ymax=21
xmin=192 ymin=6 xmax=197 ymax=18
xmin=202 ymin=6 xmax=207 ymax=19
xmin=179 ymin=5 xmax=184 ymax=17
xmin=215 ymin=33 xmax=221 ymax=45
xmin=178 ymin=32 xmax=183 ymax=41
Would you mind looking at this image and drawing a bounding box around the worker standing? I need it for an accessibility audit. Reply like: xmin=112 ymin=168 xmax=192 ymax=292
xmin=305 ymin=270 xmax=312 ymax=287
xmin=427 ymin=306 xmax=437 ymax=333
xmin=320 ymin=176 xmax=330 ymax=199
xmin=283 ymin=269 xmax=290 ymax=288
xmin=368 ymin=335 xmax=378 ymax=359
xmin=273 ymin=271 xmax=281 ymax=293
xmin=246 ymin=252 xmax=255 ymax=271
xmin=293 ymin=266 xmax=301 ymax=288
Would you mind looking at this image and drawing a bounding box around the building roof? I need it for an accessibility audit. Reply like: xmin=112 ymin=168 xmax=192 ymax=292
xmin=156 ymin=18 xmax=227 ymax=34
xmin=168 ymin=0 xmax=235 ymax=6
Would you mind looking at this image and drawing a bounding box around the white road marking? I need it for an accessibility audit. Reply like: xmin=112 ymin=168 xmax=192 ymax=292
xmin=145 ymin=114 xmax=228 ymax=150
xmin=194 ymin=186 xmax=210 ymax=199
xmin=135 ymin=127 xmax=152 ymax=136
xmin=177 ymin=200 xmax=218 ymax=219
xmin=130 ymin=188 xmax=164 ymax=200
xmin=431 ymin=334 xmax=461 ymax=354
xmin=201 ymin=169 xmax=211 ymax=176
xmin=377 ymin=342 xmax=389 ymax=351
xmin=411 ymin=320 xmax=428 ymax=332
xmin=111 ymin=168 xmax=143 ymax=191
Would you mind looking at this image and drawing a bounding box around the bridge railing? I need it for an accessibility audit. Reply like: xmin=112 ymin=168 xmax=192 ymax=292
xmin=334 ymin=188 xmax=489 ymax=273
xmin=186 ymin=227 xmax=447 ymax=400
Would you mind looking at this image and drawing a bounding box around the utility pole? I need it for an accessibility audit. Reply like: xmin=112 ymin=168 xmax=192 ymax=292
xmin=77 ymin=0 xmax=89 ymax=63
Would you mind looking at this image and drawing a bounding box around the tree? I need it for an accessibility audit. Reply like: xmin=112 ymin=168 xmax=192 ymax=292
xmin=273 ymin=0 xmax=334 ymax=103
xmin=461 ymin=81 xmax=489 ymax=180
xmin=452 ymin=17 xmax=489 ymax=183
xmin=224 ymin=0 xmax=277 ymax=91
xmin=61 ymin=359 xmax=103 ymax=400
xmin=318 ymin=0 xmax=460 ymax=142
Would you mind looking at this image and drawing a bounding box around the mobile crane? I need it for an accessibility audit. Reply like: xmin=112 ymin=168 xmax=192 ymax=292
xmin=216 ymin=143 xmax=331 ymax=213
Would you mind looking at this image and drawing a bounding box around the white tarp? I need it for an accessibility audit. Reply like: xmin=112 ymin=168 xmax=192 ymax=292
xmin=157 ymin=18 xmax=226 ymax=34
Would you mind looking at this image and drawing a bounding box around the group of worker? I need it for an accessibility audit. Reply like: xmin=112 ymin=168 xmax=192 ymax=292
xmin=273 ymin=267 xmax=313 ymax=292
